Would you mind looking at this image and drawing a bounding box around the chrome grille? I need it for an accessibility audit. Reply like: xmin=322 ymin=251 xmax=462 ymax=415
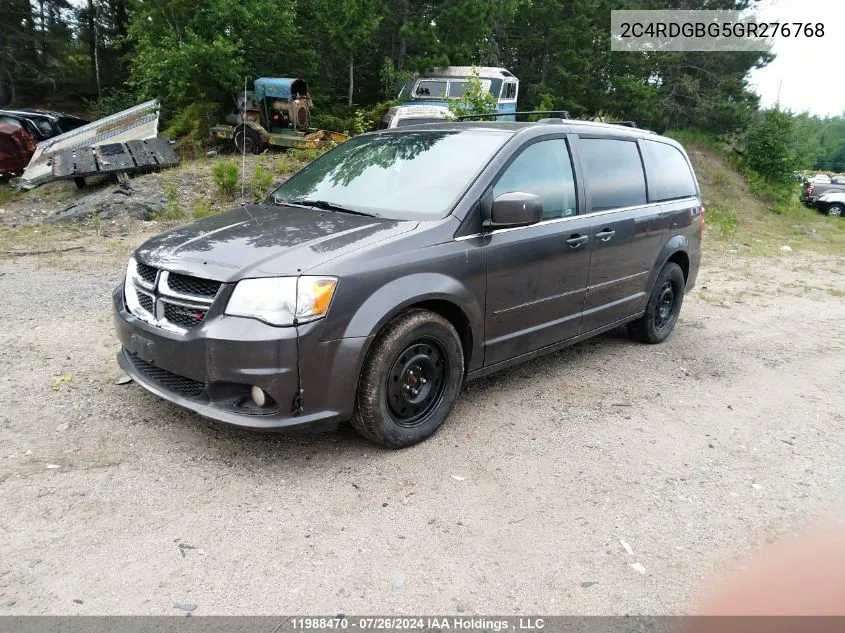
xmin=166 ymin=272 xmax=222 ymax=299
xmin=136 ymin=261 xmax=158 ymax=285
xmin=163 ymin=302 xmax=207 ymax=328
xmin=137 ymin=291 xmax=154 ymax=314
xmin=125 ymin=259 xmax=220 ymax=333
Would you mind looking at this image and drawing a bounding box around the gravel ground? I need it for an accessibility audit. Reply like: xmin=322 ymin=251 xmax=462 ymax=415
xmin=0 ymin=244 xmax=843 ymax=615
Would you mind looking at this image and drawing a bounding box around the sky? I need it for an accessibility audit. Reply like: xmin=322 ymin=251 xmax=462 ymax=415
xmin=746 ymin=0 xmax=845 ymax=117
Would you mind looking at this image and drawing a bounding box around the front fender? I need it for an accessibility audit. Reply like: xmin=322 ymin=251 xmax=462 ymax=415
xmin=336 ymin=272 xmax=484 ymax=366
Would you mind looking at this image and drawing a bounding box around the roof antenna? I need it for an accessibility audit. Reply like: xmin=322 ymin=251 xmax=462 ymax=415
xmin=241 ymin=75 xmax=247 ymax=206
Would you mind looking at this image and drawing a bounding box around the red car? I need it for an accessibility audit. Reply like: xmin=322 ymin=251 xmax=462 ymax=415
xmin=0 ymin=123 xmax=36 ymax=179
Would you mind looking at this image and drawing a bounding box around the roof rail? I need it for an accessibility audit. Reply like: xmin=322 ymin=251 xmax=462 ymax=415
xmin=455 ymin=110 xmax=572 ymax=121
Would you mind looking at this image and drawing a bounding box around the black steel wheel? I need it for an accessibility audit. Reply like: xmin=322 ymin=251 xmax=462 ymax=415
xmin=385 ymin=338 xmax=449 ymax=427
xmin=653 ymin=280 xmax=676 ymax=331
xmin=628 ymin=262 xmax=685 ymax=344
xmin=352 ymin=309 xmax=464 ymax=448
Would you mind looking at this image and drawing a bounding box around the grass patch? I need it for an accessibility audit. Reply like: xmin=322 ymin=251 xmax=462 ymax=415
xmin=192 ymin=199 xmax=216 ymax=219
xmin=827 ymin=287 xmax=845 ymax=297
xmin=0 ymin=186 xmax=25 ymax=205
xmin=704 ymin=205 xmax=738 ymax=237
xmin=154 ymin=182 xmax=185 ymax=220
xmin=211 ymin=161 xmax=239 ymax=197
xmin=251 ymin=163 xmax=273 ymax=202
xmin=674 ymin=134 xmax=845 ymax=256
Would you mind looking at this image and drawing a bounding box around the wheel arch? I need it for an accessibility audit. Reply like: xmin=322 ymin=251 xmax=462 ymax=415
xmin=338 ymin=273 xmax=483 ymax=374
xmin=645 ymin=235 xmax=691 ymax=296
xmin=666 ymin=249 xmax=690 ymax=283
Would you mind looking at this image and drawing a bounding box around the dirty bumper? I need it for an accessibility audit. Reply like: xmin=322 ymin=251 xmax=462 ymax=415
xmin=112 ymin=287 xmax=368 ymax=432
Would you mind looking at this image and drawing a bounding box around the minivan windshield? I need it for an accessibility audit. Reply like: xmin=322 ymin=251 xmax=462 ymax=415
xmin=269 ymin=130 xmax=511 ymax=220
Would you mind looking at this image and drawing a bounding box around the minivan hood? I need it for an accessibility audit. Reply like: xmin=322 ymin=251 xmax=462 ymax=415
xmin=135 ymin=203 xmax=417 ymax=281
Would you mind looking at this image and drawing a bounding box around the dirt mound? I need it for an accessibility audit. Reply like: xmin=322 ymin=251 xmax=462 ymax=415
xmin=47 ymin=184 xmax=164 ymax=224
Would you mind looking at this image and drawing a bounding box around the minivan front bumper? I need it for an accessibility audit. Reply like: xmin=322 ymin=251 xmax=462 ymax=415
xmin=112 ymin=286 xmax=370 ymax=432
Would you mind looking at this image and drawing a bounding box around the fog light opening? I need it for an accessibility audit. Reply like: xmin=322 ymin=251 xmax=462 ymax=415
xmin=251 ymin=386 xmax=267 ymax=407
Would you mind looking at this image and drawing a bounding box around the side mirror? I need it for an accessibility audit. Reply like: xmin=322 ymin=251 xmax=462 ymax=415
xmin=489 ymin=191 xmax=543 ymax=228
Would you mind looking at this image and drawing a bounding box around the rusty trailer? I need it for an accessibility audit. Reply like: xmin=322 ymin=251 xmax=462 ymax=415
xmin=212 ymin=77 xmax=347 ymax=153
xmin=51 ymin=138 xmax=178 ymax=187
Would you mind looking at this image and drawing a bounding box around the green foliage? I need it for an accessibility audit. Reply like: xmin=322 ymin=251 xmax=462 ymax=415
xmin=743 ymin=109 xmax=799 ymax=184
xmin=251 ymin=163 xmax=274 ymax=201
xmin=704 ymin=205 xmax=738 ymax=237
xmin=0 ymin=185 xmax=24 ymax=205
xmin=192 ymin=199 xmax=216 ymax=219
xmin=746 ymin=172 xmax=803 ymax=216
xmin=163 ymin=102 xmax=221 ymax=152
xmin=447 ymin=68 xmax=497 ymax=120
xmin=7 ymin=0 xmax=835 ymax=181
xmin=211 ymin=161 xmax=239 ymax=197
xmin=306 ymin=0 xmax=383 ymax=106
xmin=155 ymin=182 xmax=184 ymax=220
xmin=356 ymin=98 xmax=401 ymax=133
xmin=788 ymin=112 xmax=845 ymax=172
xmin=311 ymin=99 xmax=399 ymax=135
xmin=83 ymin=87 xmax=138 ymax=119
xmin=380 ymin=58 xmax=411 ymax=101
xmin=289 ymin=148 xmax=323 ymax=163
xmin=127 ymin=0 xmax=298 ymax=111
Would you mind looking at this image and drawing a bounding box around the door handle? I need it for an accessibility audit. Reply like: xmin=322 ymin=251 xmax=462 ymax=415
xmin=566 ymin=234 xmax=589 ymax=248
xmin=595 ymin=229 xmax=616 ymax=241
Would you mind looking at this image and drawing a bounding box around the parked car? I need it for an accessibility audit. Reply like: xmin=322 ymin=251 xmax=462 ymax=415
xmin=807 ymin=174 xmax=832 ymax=184
xmin=379 ymin=105 xmax=450 ymax=129
xmin=0 ymin=108 xmax=89 ymax=144
xmin=831 ymin=175 xmax=845 ymax=185
xmin=0 ymin=123 xmax=36 ymax=178
xmin=816 ymin=191 xmax=845 ymax=217
xmin=113 ymin=118 xmax=703 ymax=448
xmin=800 ymin=179 xmax=845 ymax=207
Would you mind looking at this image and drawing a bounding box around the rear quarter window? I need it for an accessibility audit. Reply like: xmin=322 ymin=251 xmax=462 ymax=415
xmin=579 ymin=138 xmax=647 ymax=211
xmin=58 ymin=117 xmax=87 ymax=133
xmin=641 ymin=140 xmax=697 ymax=201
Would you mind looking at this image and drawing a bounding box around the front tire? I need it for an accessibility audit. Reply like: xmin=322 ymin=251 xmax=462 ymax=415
xmin=351 ymin=309 xmax=464 ymax=448
xmin=628 ymin=262 xmax=685 ymax=344
xmin=825 ymin=204 xmax=843 ymax=217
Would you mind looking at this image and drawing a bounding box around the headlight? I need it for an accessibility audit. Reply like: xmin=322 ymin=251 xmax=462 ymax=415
xmin=225 ymin=276 xmax=337 ymax=326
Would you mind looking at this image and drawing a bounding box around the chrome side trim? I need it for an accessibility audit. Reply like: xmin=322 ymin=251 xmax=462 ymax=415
xmin=453 ymin=197 xmax=699 ymax=241
xmin=586 ymin=270 xmax=647 ymax=291
xmin=493 ymin=287 xmax=583 ymax=316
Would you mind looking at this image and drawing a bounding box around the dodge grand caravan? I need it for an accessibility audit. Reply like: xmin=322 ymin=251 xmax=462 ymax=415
xmin=113 ymin=119 xmax=702 ymax=448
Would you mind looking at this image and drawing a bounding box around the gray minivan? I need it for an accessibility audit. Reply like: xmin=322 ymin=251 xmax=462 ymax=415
xmin=114 ymin=119 xmax=703 ymax=447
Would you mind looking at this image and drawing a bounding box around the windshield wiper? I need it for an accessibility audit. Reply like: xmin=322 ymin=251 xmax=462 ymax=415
xmin=285 ymin=198 xmax=377 ymax=217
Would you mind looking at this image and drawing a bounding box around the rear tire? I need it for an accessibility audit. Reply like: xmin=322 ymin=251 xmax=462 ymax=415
xmin=234 ymin=126 xmax=263 ymax=155
xmin=351 ymin=309 xmax=464 ymax=448
xmin=826 ymin=204 xmax=843 ymax=217
xmin=628 ymin=262 xmax=685 ymax=344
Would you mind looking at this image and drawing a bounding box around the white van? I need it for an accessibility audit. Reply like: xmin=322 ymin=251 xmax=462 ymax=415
xmin=379 ymin=105 xmax=450 ymax=129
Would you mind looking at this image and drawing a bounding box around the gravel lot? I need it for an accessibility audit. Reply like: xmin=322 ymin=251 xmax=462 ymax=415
xmin=0 ymin=242 xmax=843 ymax=615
